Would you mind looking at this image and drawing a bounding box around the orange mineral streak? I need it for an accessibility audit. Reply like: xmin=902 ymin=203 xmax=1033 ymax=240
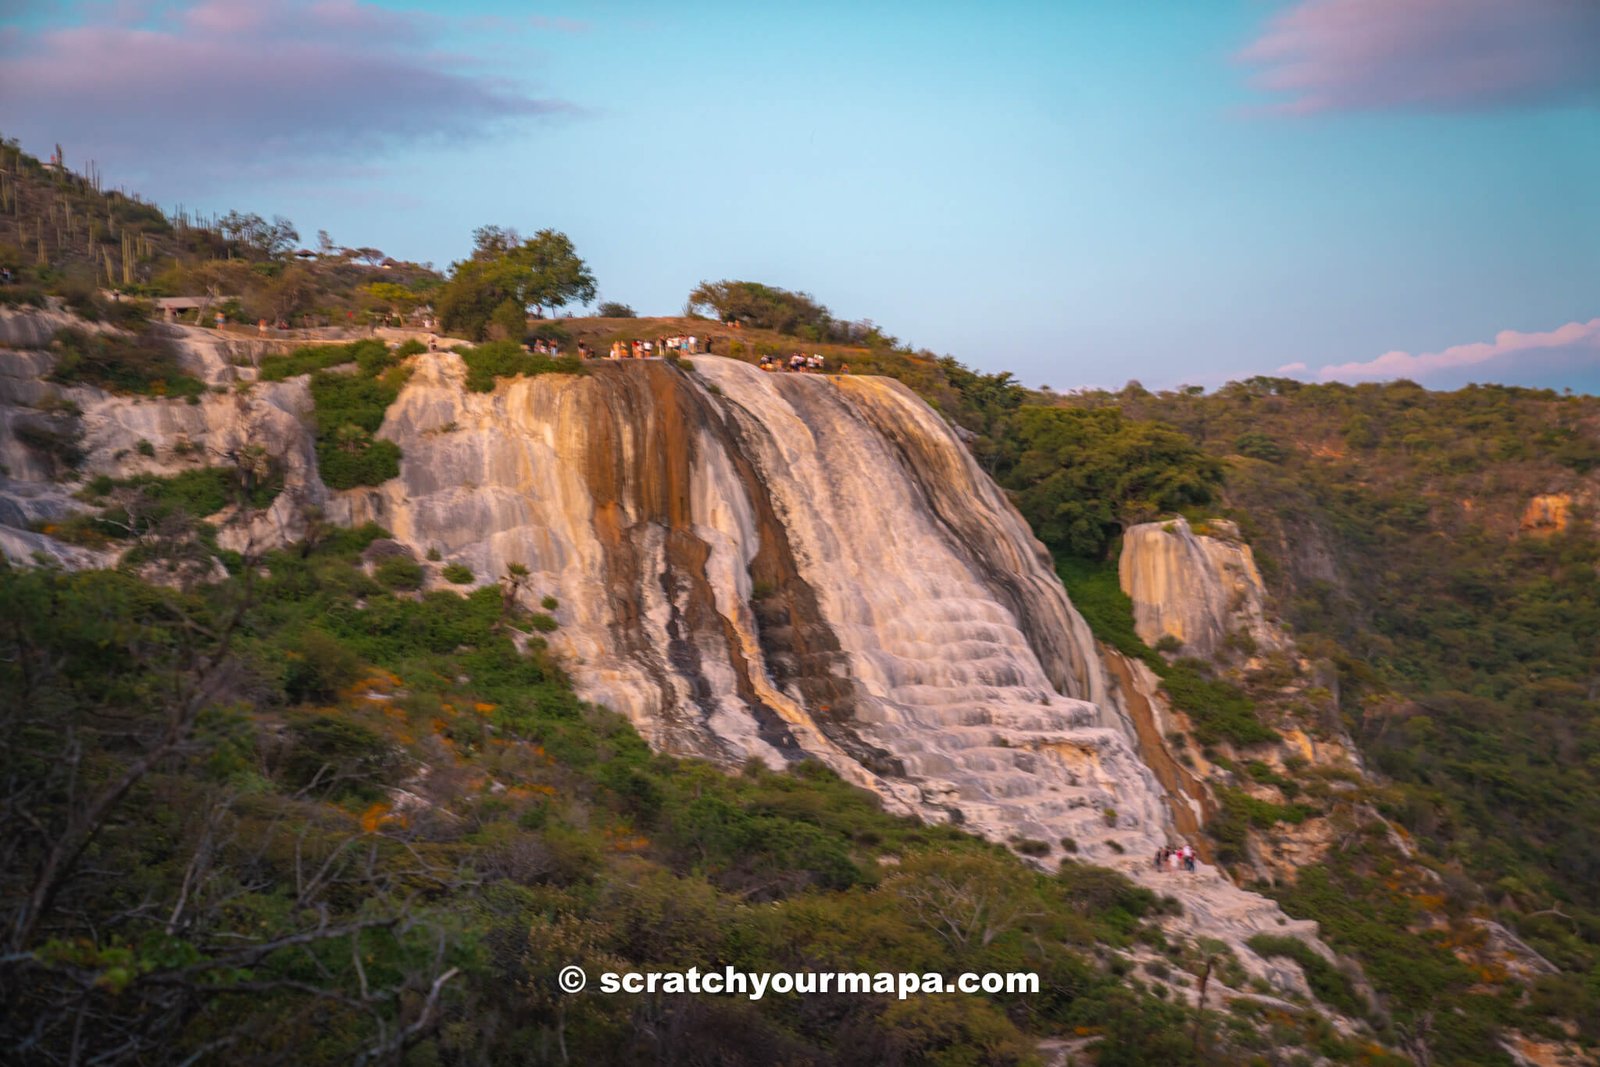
xmin=359 ymin=802 xmax=407 ymax=833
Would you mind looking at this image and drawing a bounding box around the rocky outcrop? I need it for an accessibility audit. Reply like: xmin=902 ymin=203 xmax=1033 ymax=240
xmin=1118 ymin=516 xmax=1286 ymax=659
xmin=1520 ymin=493 xmax=1574 ymax=535
xmin=0 ymin=318 xmax=1347 ymax=1007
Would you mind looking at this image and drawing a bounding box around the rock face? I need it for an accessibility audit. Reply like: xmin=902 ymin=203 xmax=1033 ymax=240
xmin=1520 ymin=493 xmax=1574 ymax=536
xmin=1118 ymin=516 xmax=1285 ymax=659
xmin=0 ymin=321 xmax=1337 ymax=1001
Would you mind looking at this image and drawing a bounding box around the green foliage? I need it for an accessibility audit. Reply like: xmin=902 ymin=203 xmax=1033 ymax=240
xmin=437 ymin=227 xmax=596 ymax=341
xmin=1234 ymin=431 xmax=1286 ymax=463
xmin=374 ymin=554 xmax=424 ymax=590
xmin=306 ymin=358 xmax=405 ymax=490
xmin=47 ymin=326 xmax=204 ymax=399
xmin=686 ymin=279 xmax=834 ymax=335
xmin=1273 ymin=862 xmax=1511 ymax=1064
xmin=257 ymin=341 xmax=362 ymax=380
xmin=1054 ymin=555 xmax=1154 ymax=663
xmin=279 ymin=712 xmax=405 ymax=800
xmin=1246 ymin=934 xmax=1363 ymax=1017
xmin=1159 ymin=660 xmax=1277 ymax=746
xmin=1054 ymin=556 xmax=1275 ymax=746
xmin=87 ymin=466 xmax=282 ymax=524
xmin=596 ymin=300 xmax=636 ymax=318
xmin=456 ymin=340 xmax=585 ymax=392
xmin=441 ymin=562 xmax=474 ymax=584
xmin=1002 ymin=406 xmax=1222 ymax=559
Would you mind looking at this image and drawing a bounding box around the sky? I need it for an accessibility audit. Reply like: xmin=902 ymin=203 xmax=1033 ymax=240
xmin=1 ymin=0 xmax=1597 ymax=393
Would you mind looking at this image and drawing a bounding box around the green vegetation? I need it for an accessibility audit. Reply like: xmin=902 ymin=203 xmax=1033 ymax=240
xmin=437 ymin=226 xmax=597 ymax=341
xmin=1002 ymin=406 xmax=1222 ymax=560
xmin=1054 ymin=556 xmax=1275 ymax=747
xmin=1051 ymin=375 xmax=1600 ymax=1055
xmin=83 ymin=466 xmax=281 ymax=519
xmin=257 ymin=341 xmax=363 ymax=380
xmin=47 ymin=326 xmax=204 ymax=399
xmin=277 ymin=340 xmax=411 ymax=489
xmin=0 ymin=538 xmax=1357 ymax=1065
xmin=374 ymin=554 xmax=425 ymax=590
xmin=456 ymin=340 xmax=586 ymax=392
xmin=687 ymin=279 xmax=838 ymax=338
xmin=1245 ymin=935 xmax=1363 ymax=1017
xmin=441 ymin=562 xmax=474 ymax=584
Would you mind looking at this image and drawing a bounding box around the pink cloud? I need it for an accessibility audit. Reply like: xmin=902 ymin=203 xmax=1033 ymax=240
xmin=0 ymin=0 xmax=574 ymax=190
xmin=1238 ymin=0 xmax=1600 ymax=114
xmin=1319 ymin=318 xmax=1600 ymax=381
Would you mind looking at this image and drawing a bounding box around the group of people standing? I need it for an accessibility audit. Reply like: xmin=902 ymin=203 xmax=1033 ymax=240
xmin=599 ymin=335 xmax=704 ymax=361
xmin=1155 ymin=844 xmax=1197 ymax=873
xmin=759 ymin=352 xmax=838 ymax=374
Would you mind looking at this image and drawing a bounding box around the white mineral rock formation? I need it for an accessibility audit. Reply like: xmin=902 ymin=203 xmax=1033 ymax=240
xmin=0 ymin=319 xmax=1341 ymax=1004
xmin=1118 ymin=516 xmax=1286 ymax=659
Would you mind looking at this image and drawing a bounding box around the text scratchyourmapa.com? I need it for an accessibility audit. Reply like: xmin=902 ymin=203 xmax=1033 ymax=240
xmin=557 ymin=965 xmax=1039 ymax=1001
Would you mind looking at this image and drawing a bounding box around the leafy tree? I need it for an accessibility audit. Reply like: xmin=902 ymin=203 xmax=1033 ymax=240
xmin=685 ymin=279 xmax=833 ymax=335
xmin=1000 ymin=406 xmax=1222 ymax=558
xmin=362 ymin=281 xmax=425 ymax=323
xmin=596 ymin=300 xmax=636 ymax=318
xmin=436 ymin=227 xmax=596 ymax=341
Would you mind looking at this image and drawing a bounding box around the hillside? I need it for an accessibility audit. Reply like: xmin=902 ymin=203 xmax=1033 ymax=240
xmin=0 ymin=319 xmax=1420 ymax=1066
xmin=1053 ymin=377 xmax=1600 ymax=1054
xmin=2 ymin=131 xmax=1599 ymax=1064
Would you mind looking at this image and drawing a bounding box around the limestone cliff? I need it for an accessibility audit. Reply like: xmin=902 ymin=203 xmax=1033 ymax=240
xmin=0 ymin=315 xmax=1344 ymax=1004
xmin=1118 ymin=516 xmax=1286 ymax=659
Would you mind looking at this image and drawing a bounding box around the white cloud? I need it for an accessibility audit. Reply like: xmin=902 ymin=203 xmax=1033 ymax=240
xmin=1318 ymin=318 xmax=1600 ymax=382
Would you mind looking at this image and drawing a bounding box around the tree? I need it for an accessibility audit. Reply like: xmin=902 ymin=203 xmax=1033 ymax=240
xmin=685 ymin=280 xmax=832 ymax=336
xmin=218 ymin=212 xmax=298 ymax=258
xmin=437 ymin=228 xmax=596 ymax=341
xmin=1001 ymin=405 xmax=1222 ymax=559
xmin=596 ymin=300 xmax=636 ymax=318
xmin=362 ymin=281 xmax=424 ymax=323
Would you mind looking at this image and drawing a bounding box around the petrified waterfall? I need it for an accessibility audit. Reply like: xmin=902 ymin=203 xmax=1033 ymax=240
xmin=0 ymin=327 xmax=1332 ymax=994
xmin=333 ymin=354 xmax=1172 ymax=854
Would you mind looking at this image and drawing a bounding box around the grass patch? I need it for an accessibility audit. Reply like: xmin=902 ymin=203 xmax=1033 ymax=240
xmin=457 ymin=340 xmax=586 ymax=393
xmin=1056 ymin=554 xmax=1276 ymax=746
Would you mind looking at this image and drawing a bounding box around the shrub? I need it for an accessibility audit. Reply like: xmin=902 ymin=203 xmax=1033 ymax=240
xmin=1247 ymin=935 xmax=1363 ymax=1017
xmin=1160 ymin=660 xmax=1277 ymax=746
xmin=257 ymin=343 xmax=357 ymax=381
xmin=48 ymin=327 xmax=204 ymax=399
xmin=442 ymin=563 xmax=474 ymax=584
xmin=281 ymin=628 xmax=362 ymax=703
xmin=279 ymin=713 xmax=404 ymax=801
xmin=309 ymin=368 xmax=402 ymax=489
xmin=374 ymin=555 xmax=424 ymax=591
xmin=458 ymin=341 xmax=584 ymax=392
xmin=529 ymin=612 xmax=559 ymax=633
xmin=596 ymin=301 xmax=636 ymax=318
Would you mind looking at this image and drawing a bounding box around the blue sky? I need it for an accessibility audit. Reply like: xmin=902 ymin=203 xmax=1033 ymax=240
xmin=2 ymin=0 xmax=1597 ymax=391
